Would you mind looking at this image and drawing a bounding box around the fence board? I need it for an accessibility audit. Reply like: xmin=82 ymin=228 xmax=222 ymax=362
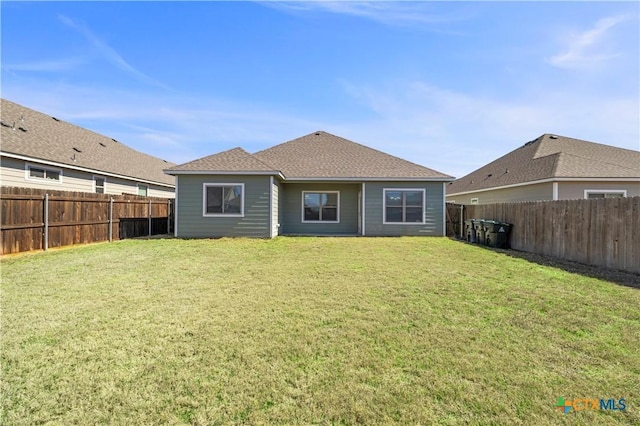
xmin=446 ymin=197 xmax=640 ymax=274
xmin=1 ymin=187 xmax=173 ymax=254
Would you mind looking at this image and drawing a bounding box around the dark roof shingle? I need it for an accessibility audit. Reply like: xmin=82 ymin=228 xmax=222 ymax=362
xmin=447 ymin=134 xmax=640 ymax=195
xmin=1 ymin=99 xmax=175 ymax=186
xmin=253 ymin=131 xmax=452 ymax=179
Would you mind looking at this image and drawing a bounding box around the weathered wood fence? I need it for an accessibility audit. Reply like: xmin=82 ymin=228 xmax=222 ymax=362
xmin=1 ymin=187 xmax=174 ymax=255
xmin=446 ymin=197 xmax=640 ymax=274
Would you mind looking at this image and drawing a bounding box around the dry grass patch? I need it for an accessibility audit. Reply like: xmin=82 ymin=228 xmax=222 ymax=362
xmin=1 ymin=237 xmax=639 ymax=425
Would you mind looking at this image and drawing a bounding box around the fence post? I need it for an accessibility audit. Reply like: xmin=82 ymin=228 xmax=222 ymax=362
xmin=109 ymin=197 xmax=114 ymax=242
xmin=148 ymin=198 xmax=152 ymax=237
xmin=459 ymin=204 xmax=464 ymax=239
xmin=43 ymin=193 xmax=49 ymax=251
xmin=167 ymin=198 xmax=171 ymax=235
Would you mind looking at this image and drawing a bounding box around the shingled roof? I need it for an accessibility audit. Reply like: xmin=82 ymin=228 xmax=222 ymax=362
xmin=1 ymin=99 xmax=175 ymax=186
xmin=447 ymin=134 xmax=640 ymax=195
xmin=167 ymin=131 xmax=452 ymax=180
xmin=165 ymin=147 xmax=279 ymax=174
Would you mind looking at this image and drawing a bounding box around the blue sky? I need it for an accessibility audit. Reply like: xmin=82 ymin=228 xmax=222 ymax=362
xmin=2 ymin=1 xmax=638 ymax=178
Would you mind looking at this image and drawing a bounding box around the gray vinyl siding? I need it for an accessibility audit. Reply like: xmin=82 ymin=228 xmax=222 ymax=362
xmin=558 ymin=181 xmax=640 ymax=200
xmin=365 ymin=181 xmax=444 ymax=236
xmin=446 ymin=182 xmax=553 ymax=204
xmin=176 ymin=174 xmax=271 ymax=238
xmin=280 ymin=183 xmax=359 ymax=235
xmin=0 ymin=156 xmax=174 ymax=197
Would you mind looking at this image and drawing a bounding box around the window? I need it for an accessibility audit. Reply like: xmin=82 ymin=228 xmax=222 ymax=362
xmin=203 ymin=183 xmax=244 ymax=216
xmin=383 ymin=189 xmax=425 ymax=224
xmin=302 ymin=191 xmax=339 ymax=222
xmin=470 ymin=198 xmax=479 ymax=204
xmin=137 ymin=184 xmax=148 ymax=196
xmin=94 ymin=177 xmax=105 ymax=194
xmin=26 ymin=165 xmax=61 ymax=182
xmin=585 ymin=190 xmax=626 ymax=199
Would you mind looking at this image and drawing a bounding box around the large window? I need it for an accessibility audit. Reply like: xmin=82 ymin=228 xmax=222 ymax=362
xmin=383 ymin=189 xmax=425 ymax=224
xmin=203 ymin=183 xmax=244 ymax=216
xmin=26 ymin=165 xmax=61 ymax=182
xmin=302 ymin=191 xmax=339 ymax=222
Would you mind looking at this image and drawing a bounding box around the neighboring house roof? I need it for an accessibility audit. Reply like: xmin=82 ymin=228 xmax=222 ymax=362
xmin=167 ymin=131 xmax=453 ymax=181
xmin=447 ymin=134 xmax=640 ymax=195
xmin=1 ymin=98 xmax=175 ymax=187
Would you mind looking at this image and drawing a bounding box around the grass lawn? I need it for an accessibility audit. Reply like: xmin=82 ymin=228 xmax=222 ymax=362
xmin=1 ymin=237 xmax=639 ymax=425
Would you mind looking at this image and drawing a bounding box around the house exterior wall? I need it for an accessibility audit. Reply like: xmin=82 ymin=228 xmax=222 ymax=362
xmin=279 ymin=182 xmax=360 ymax=235
xmin=0 ymin=156 xmax=174 ymax=198
xmin=175 ymin=174 xmax=271 ymax=238
xmin=364 ymin=181 xmax=445 ymax=236
xmin=271 ymin=178 xmax=280 ymax=237
xmin=445 ymin=182 xmax=553 ymax=204
xmin=558 ymin=181 xmax=640 ymax=200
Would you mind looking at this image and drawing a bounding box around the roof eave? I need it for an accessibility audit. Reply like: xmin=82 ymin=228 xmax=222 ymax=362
xmin=165 ymin=169 xmax=286 ymax=180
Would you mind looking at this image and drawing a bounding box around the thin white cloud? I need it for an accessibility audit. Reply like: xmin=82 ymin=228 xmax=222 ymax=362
xmin=548 ymin=15 xmax=628 ymax=69
xmin=265 ymin=1 xmax=469 ymax=28
xmin=58 ymin=14 xmax=170 ymax=90
xmin=341 ymin=80 xmax=639 ymax=177
xmin=2 ymin=57 xmax=86 ymax=72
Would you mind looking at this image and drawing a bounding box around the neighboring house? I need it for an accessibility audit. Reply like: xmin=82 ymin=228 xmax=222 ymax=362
xmin=165 ymin=131 xmax=453 ymax=238
xmin=0 ymin=99 xmax=175 ymax=198
xmin=446 ymin=134 xmax=640 ymax=205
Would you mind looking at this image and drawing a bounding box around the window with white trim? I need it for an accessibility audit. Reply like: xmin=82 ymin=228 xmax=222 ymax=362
xmin=94 ymin=177 xmax=106 ymax=194
xmin=470 ymin=198 xmax=479 ymax=204
xmin=138 ymin=184 xmax=148 ymax=196
xmin=203 ymin=183 xmax=244 ymax=216
xmin=383 ymin=189 xmax=425 ymax=224
xmin=302 ymin=191 xmax=339 ymax=222
xmin=585 ymin=190 xmax=626 ymax=199
xmin=27 ymin=165 xmax=61 ymax=182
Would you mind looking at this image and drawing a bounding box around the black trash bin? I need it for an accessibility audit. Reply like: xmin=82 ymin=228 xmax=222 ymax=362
xmin=473 ymin=219 xmax=486 ymax=245
xmin=484 ymin=221 xmax=512 ymax=248
xmin=464 ymin=219 xmax=477 ymax=243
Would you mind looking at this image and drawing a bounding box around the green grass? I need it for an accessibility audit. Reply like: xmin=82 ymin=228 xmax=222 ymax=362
xmin=1 ymin=237 xmax=639 ymax=425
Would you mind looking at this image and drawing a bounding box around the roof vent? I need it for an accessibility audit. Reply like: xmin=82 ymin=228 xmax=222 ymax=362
xmin=52 ymin=117 xmax=60 ymax=122
xmin=549 ymin=135 xmax=558 ymax=139
xmin=314 ymin=132 xmax=321 ymax=136
xmin=18 ymin=127 xmax=27 ymax=132
xmin=73 ymin=147 xmax=82 ymax=153
xmin=111 ymin=138 xmax=118 ymax=143
xmin=99 ymin=142 xmax=107 ymax=147
xmin=487 ymin=173 xmax=493 ymax=178
xmin=0 ymin=121 xmax=10 ymax=128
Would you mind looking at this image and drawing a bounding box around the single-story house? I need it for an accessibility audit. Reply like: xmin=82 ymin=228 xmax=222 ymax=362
xmin=0 ymin=98 xmax=175 ymax=197
xmin=446 ymin=133 xmax=640 ymax=204
xmin=165 ymin=131 xmax=454 ymax=238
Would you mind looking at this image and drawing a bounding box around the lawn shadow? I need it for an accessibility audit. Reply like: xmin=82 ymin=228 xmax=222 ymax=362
xmin=452 ymin=238 xmax=640 ymax=289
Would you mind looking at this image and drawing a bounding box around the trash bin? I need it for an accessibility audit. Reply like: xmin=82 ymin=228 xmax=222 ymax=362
xmin=484 ymin=221 xmax=512 ymax=248
xmin=464 ymin=219 xmax=477 ymax=243
xmin=473 ymin=219 xmax=486 ymax=245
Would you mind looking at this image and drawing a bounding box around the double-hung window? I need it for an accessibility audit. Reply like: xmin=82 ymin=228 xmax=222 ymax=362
xmin=94 ymin=177 xmax=106 ymax=194
xmin=302 ymin=191 xmax=339 ymax=222
xmin=203 ymin=183 xmax=244 ymax=217
xmin=383 ymin=189 xmax=425 ymax=224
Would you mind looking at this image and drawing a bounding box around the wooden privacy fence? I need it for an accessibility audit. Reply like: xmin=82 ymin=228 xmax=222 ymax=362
xmin=446 ymin=197 xmax=640 ymax=274
xmin=1 ymin=187 xmax=174 ymax=255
